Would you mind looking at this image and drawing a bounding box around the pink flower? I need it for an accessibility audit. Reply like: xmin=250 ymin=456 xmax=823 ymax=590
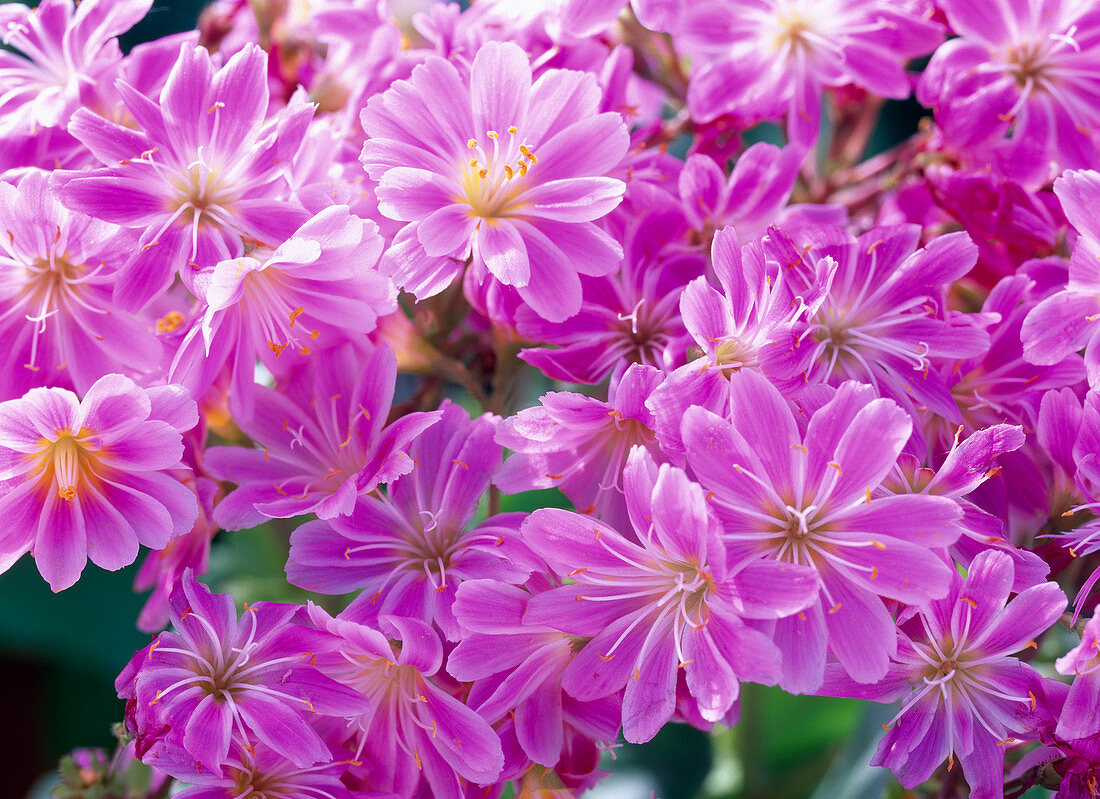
xmin=0 ymin=0 xmax=151 ymax=133
xmin=0 ymin=169 xmax=161 ymax=400
xmin=206 ymin=343 xmax=441 ymax=528
xmin=681 ymin=370 xmax=963 ymax=691
xmin=677 ymin=0 xmax=941 ymax=141
xmin=0 ymin=374 xmax=198 ymax=591
xmin=516 ymin=207 xmax=705 ymax=385
xmin=495 ymin=364 xmax=665 ymax=531
xmin=1056 ymin=603 xmax=1100 ymax=741
xmin=169 ymin=205 xmax=395 ymax=422
xmin=822 ymin=551 xmax=1067 ymax=799
xmin=307 ymin=609 xmax=506 ymax=799
xmin=117 ymin=572 xmax=369 ymax=775
xmin=56 ymin=42 xmax=312 ymax=310
xmin=521 ymin=448 xmax=819 ymax=743
xmin=448 ymin=578 xmax=621 ymax=767
xmin=287 ymin=400 xmax=535 ymax=640
xmin=645 ymin=225 xmax=837 ymax=461
xmin=919 ymin=0 xmax=1100 ymax=184
xmin=1023 ymin=170 xmax=1100 ymax=388
xmin=767 ymin=224 xmax=989 ymax=423
xmin=360 ymin=40 xmax=629 ymax=322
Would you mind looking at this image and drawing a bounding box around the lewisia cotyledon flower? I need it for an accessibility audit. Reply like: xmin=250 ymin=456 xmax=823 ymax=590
xmin=521 ymin=447 xmax=819 ymax=743
xmin=287 ymin=400 xmax=535 ymax=640
xmin=57 ymin=41 xmax=312 ymax=310
xmin=169 ymin=204 xmax=395 ymax=423
xmin=676 ymin=0 xmax=941 ymax=141
xmin=919 ymin=0 xmax=1100 ymax=184
xmin=0 ymin=169 xmax=161 ymax=400
xmin=206 ymin=343 xmax=441 ymax=528
xmin=0 ymin=374 xmax=198 ymax=591
xmin=361 ymin=39 xmax=629 ymax=322
xmin=307 ymin=608 xmax=505 ymax=799
xmin=681 ymin=369 xmax=964 ymax=692
xmin=822 ymin=551 xmax=1067 ymax=799
xmin=117 ymin=571 xmax=370 ymax=775
xmin=1023 ymin=170 xmax=1100 ymax=389
xmin=0 ymin=0 xmax=151 ymax=134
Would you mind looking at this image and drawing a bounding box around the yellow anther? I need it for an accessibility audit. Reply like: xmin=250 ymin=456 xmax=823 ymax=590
xmin=156 ymin=311 xmax=185 ymax=333
xmin=467 ymin=139 xmax=478 ymax=149
xmin=487 ymin=130 xmax=498 ymax=139
xmin=58 ymin=485 xmax=76 ymax=501
xmin=507 ymin=125 xmax=518 ymax=134
xmin=504 ymin=165 xmax=514 ymax=180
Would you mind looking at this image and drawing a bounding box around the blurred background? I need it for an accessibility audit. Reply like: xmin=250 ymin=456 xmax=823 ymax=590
xmin=0 ymin=2 xmax=931 ymax=798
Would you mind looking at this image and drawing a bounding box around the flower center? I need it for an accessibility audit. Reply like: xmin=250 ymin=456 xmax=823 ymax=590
xmin=460 ymin=126 xmax=537 ymax=219
xmin=38 ymin=431 xmax=95 ymax=501
xmin=714 ymin=337 xmax=760 ymax=373
xmin=240 ymin=267 xmax=318 ymax=358
xmin=774 ymin=10 xmax=814 ymax=52
xmin=19 ymin=251 xmax=105 ymax=371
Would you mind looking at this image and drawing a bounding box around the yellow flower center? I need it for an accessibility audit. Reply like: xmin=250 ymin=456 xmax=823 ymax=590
xmin=459 ymin=125 xmax=538 ymax=219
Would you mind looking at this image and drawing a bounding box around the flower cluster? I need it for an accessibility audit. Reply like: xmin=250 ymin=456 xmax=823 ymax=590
xmin=4 ymin=1 xmax=1100 ymax=797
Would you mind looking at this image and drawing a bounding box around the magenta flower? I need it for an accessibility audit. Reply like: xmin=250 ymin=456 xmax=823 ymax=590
xmin=521 ymin=448 xmax=819 ymax=743
xmin=448 ymin=578 xmax=621 ymax=767
xmin=287 ymin=400 xmax=535 ymax=640
xmin=1056 ymin=603 xmax=1100 ymax=742
xmin=677 ymin=143 xmax=807 ymax=240
xmin=166 ymin=743 xmax=356 ymax=799
xmin=681 ymin=370 xmax=963 ymax=691
xmin=676 ymin=0 xmax=941 ymax=141
xmin=0 ymin=0 xmax=151 ymax=133
xmin=495 ymin=364 xmax=665 ymax=531
xmin=646 ymin=225 xmax=836 ymax=460
xmin=768 ymin=224 xmax=989 ymax=422
xmin=307 ymin=609 xmax=505 ymax=799
xmin=169 ymin=205 xmax=395 ymax=422
xmin=56 ymin=41 xmax=312 ymax=310
xmin=919 ymin=0 xmax=1100 ymax=183
xmin=360 ymin=40 xmax=629 ymax=322
xmin=1023 ymin=170 xmax=1100 ymax=388
xmin=471 ymin=0 xmax=628 ymax=40
xmin=516 ymin=207 xmax=705 ymax=385
xmin=1029 ymin=388 xmax=1100 ymax=619
xmin=206 ymin=343 xmax=441 ymax=528
xmin=0 ymin=375 xmax=198 ymax=591
xmin=822 ymin=551 xmax=1066 ymax=799
xmin=0 ymin=169 xmax=161 ymax=400
xmin=931 ymin=274 xmax=1083 ymax=458
xmin=885 ymin=423 xmax=1050 ymax=593
xmin=118 ymin=572 xmax=369 ymax=775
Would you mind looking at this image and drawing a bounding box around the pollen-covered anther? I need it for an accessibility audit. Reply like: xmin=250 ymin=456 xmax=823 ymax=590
xmin=156 ymin=311 xmax=185 ymax=333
